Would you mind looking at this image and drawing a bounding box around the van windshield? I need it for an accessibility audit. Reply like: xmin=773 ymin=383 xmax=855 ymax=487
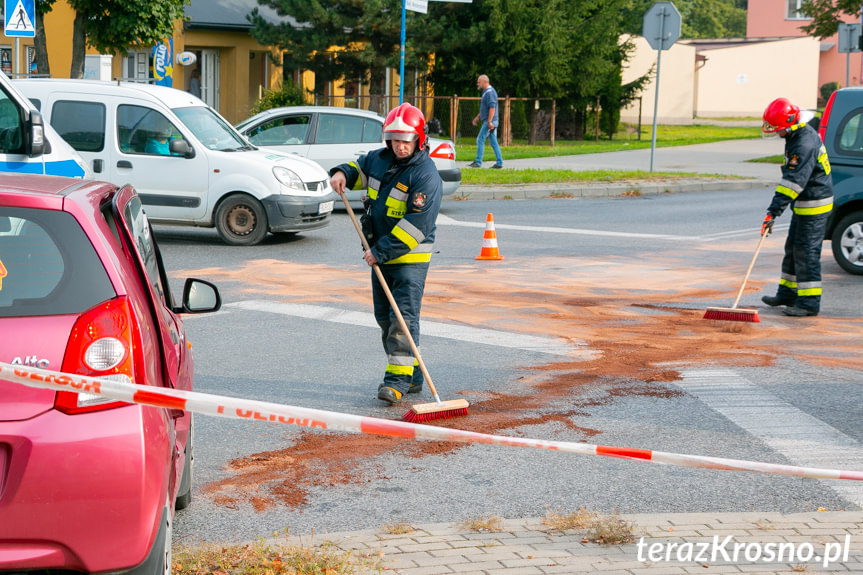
xmin=174 ymin=106 xmax=251 ymax=152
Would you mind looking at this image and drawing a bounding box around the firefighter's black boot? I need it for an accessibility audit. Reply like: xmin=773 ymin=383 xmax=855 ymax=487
xmin=761 ymin=294 xmax=796 ymax=307
xmin=377 ymin=386 xmax=403 ymax=405
xmin=783 ymin=306 xmax=818 ymax=317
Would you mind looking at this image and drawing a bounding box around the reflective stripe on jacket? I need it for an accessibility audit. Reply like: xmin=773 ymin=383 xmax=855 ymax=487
xmin=331 ymin=146 xmax=442 ymax=264
xmin=768 ymin=122 xmax=833 ymax=218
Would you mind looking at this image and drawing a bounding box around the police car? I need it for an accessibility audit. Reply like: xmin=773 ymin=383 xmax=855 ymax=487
xmin=0 ymin=71 xmax=90 ymax=179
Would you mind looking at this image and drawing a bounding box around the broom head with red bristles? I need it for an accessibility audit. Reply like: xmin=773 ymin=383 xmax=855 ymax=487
xmin=403 ymin=398 xmax=470 ymax=423
xmin=703 ymin=306 xmax=760 ymax=322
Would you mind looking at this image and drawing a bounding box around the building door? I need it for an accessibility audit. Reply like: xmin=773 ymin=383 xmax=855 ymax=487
xmin=201 ymin=49 xmax=219 ymax=110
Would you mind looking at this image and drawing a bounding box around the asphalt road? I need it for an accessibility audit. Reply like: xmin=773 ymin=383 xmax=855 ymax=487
xmin=157 ymin=187 xmax=863 ymax=544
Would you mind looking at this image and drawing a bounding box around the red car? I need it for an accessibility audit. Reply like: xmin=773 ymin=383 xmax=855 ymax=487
xmin=0 ymin=174 xmax=220 ymax=573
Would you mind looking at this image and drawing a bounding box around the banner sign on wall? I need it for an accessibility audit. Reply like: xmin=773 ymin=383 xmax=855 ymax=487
xmin=152 ymin=38 xmax=173 ymax=87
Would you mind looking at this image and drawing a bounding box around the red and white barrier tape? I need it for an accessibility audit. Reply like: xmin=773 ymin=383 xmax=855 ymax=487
xmin=2 ymin=362 xmax=862 ymax=482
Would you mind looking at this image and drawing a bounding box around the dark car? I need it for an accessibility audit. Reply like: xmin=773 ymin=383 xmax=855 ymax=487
xmin=0 ymin=174 xmax=220 ymax=573
xmin=818 ymin=88 xmax=863 ymax=274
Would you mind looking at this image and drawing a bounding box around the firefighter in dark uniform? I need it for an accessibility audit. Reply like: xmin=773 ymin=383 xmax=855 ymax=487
xmin=329 ymin=103 xmax=443 ymax=404
xmin=760 ymin=97 xmax=833 ymax=317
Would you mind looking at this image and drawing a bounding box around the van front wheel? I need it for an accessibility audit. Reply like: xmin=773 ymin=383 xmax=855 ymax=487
xmin=215 ymin=194 xmax=268 ymax=246
xmin=831 ymin=211 xmax=863 ymax=275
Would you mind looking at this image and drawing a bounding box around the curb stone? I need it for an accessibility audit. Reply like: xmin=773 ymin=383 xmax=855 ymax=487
xmin=447 ymin=179 xmax=773 ymax=201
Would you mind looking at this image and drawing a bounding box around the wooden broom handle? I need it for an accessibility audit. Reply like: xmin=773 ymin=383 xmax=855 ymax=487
xmin=339 ymin=192 xmax=440 ymax=401
xmin=731 ymin=229 xmax=769 ymax=310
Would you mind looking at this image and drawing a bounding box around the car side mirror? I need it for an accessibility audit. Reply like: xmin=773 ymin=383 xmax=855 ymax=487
xmin=179 ymin=278 xmax=221 ymax=313
xmin=169 ymin=138 xmax=195 ymax=159
xmin=27 ymin=109 xmax=45 ymax=158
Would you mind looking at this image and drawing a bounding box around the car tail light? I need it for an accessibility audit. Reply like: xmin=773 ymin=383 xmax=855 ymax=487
xmin=429 ymin=142 xmax=455 ymax=161
xmin=56 ymin=297 xmax=146 ymax=414
xmin=819 ymin=91 xmax=836 ymax=142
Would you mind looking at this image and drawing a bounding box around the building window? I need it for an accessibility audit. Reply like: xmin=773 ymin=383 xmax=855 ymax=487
xmin=122 ymin=51 xmax=153 ymax=83
xmin=787 ymin=0 xmax=809 ymax=21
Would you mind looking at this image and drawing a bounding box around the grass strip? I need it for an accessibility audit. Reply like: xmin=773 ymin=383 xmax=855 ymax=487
xmin=460 ymin=168 xmax=742 ymax=186
xmin=455 ymin=125 xmax=762 ymax=161
xmin=173 ymin=536 xmax=384 ymax=575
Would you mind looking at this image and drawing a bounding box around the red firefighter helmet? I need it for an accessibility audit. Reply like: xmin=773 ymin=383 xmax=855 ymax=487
xmin=383 ymin=103 xmax=427 ymax=150
xmin=762 ymin=98 xmax=800 ymax=133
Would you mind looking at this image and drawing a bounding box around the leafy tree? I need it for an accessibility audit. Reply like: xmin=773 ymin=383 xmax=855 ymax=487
xmin=558 ymin=0 xmax=644 ymax=140
xmin=413 ymin=0 xmax=492 ymax=97
xmin=249 ymin=0 xmax=428 ymax=112
xmin=411 ymin=0 xmax=493 ymax=135
xmin=622 ymin=0 xmax=747 ymax=39
xmin=64 ymin=0 xmax=189 ymax=78
xmin=252 ymin=0 xmax=648 ymax=141
xmin=421 ymin=0 xmax=641 ymax=143
xmin=799 ymin=0 xmax=862 ymax=39
xmin=599 ymin=38 xmax=653 ymax=139
xmin=679 ymin=0 xmax=746 ymax=38
xmin=484 ymin=0 xmax=576 ymax=143
xmin=33 ymin=0 xmax=58 ymax=76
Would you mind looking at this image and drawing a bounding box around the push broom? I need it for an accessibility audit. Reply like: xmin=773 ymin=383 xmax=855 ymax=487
xmin=703 ymin=228 xmax=769 ymax=323
xmin=338 ymin=191 xmax=469 ymax=422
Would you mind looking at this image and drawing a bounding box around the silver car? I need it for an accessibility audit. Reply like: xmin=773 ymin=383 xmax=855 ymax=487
xmin=236 ymin=106 xmax=461 ymax=202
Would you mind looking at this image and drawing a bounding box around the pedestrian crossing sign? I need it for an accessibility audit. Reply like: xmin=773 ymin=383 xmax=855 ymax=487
xmin=4 ymin=0 xmax=35 ymax=38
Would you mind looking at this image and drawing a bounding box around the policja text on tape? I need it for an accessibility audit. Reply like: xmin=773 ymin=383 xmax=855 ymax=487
xmin=2 ymin=362 xmax=862 ymax=482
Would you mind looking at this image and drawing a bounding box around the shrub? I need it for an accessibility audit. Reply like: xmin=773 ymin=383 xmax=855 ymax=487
xmin=249 ymin=82 xmax=305 ymax=116
xmin=820 ymin=81 xmax=840 ymax=107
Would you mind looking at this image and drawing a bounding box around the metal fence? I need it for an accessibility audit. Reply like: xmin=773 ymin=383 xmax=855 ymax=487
xmin=312 ymin=94 xmax=559 ymax=146
xmin=310 ymin=94 xmax=648 ymax=145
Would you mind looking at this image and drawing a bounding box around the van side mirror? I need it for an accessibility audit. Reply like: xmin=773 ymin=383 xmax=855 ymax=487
xmin=27 ymin=109 xmax=45 ymax=158
xmin=169 ymin=138 xmax=195 ymax=159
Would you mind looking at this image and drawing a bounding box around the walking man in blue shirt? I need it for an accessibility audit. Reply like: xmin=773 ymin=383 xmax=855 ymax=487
xmin=468 ymin=74 xmax=503 ymax=169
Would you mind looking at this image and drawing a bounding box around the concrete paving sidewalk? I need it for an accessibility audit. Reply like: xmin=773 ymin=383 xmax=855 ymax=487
xmin=290 ymin=511 xmax=863 ymax=574
xmin=453 ymin=138 xmax=782 ymax=200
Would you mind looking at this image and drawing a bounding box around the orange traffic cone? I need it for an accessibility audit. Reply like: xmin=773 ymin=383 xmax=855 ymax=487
xmin=475 ymin=213 xmax=504 ymax=261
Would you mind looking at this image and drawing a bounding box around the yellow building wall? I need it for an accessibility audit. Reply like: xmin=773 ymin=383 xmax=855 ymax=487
xmin=301 ymin=69 xmax=315 ymax=103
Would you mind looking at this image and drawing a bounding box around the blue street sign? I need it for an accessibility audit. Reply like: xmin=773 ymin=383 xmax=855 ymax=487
xmin=4 ymin=0 xmax=35 ymax=38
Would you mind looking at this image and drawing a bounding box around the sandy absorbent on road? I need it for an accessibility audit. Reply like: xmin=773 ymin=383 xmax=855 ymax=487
xmin=186 ymin=257 xmax=862 ymax=512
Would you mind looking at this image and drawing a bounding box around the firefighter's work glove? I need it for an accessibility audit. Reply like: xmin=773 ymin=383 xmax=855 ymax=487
xmin=761 ymin=213 xmax=775 ymax=236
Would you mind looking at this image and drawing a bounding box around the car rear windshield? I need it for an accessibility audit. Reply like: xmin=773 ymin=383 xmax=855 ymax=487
xmin=0 ymin=207 xmax=115 ymax=318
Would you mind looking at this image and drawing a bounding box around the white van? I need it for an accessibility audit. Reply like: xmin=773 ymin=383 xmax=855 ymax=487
xmin=0 ymin=72 xmax=90 ymax=179
xmin=14 ymin=79 xmax=337 ymax=246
